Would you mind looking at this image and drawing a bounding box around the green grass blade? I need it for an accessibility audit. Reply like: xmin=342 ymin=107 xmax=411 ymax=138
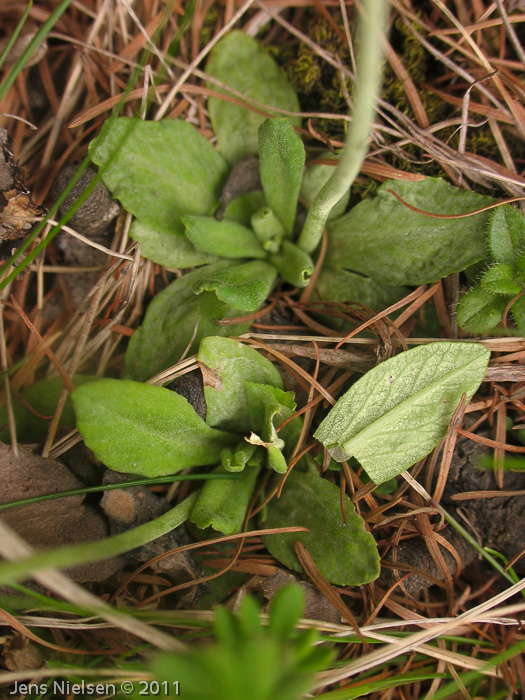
xmin=0 ymin=0 xmax=74 ymax=102
xmin=429 ymin=639 xmax=525 ymax=700
xmin=0 ymin=472 xmax=239 ymax=512
xmin=314 ymin=670 xmax=446 ymax=699
xmin=0 ymin=2 xmax=32 ymax=71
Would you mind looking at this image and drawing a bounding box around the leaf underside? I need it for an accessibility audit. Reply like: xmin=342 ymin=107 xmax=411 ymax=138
xmin=315 ymin=342 xmax=490 ymax=483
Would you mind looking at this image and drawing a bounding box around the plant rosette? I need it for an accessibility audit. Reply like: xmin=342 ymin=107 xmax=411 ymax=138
xmin=89 ymin=32 xmax=319 ymax=381
xmin=72 ymin=336 xmax=380 ymax=586
xmin=89 ymin=30 xmax=514 ymax=384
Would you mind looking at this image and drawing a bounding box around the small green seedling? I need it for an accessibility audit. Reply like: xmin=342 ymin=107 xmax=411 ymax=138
xmin=456 ymin=205 xmax=525 ymax=334
xmin=151 ymin=585 xmax=334 ymax=700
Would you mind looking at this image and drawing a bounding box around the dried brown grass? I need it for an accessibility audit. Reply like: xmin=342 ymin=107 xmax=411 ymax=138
xmin=1 ymin=0 xmax=525 ymax=697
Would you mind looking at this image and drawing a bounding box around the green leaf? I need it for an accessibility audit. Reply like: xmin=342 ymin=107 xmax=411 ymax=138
xmin=513 ymin=252 xmax=525 ymax=284
xmin=193 ymin=260 xmax=277 ymax=312
xmin=326 ymin=178 xmax=495 ymax=286
xmin=206 ymin=31 xmax=301 ymax=165
xmin=488 ymin=204 xmax=525 ymax=264
xmin=72 ymin=379 xmax=236 ymax=477
xmin=265 ymin=443 xmax=288 ymax=474
xmin=313 ymin=266 xmax=435 ymax=334
xmin=511 ymin=294 xmax=525 ymax=336
xmin=89 ymin=118 xmax=228 ymax=264
xmin=151 ymin=587 xmax=331 ymax=700
xmin=236 ymin=595 xmax=264 ymax=639
xmin=189 ymin=462 xmax=262 ymax=535
xmin=456 ymin=285 xmax=508 ymax=334
xmin=268 ymin=585 xmax=304 ymax=640
xmin=198 ymin=336 xmax=283 ymax=434
xmin=262 ymin=464 xmax=380 ymax=585
xmin=300 ymin=151 xmax=349 ymax=221
xmin=125 ymin=263 xmax=253 ymax=382
xmin=0 ymin=376 xmax=95 ymax=443
xmin=251 ymin=207 xmax=285 ymax=253
xmin=223 ymin=191 xmax=267 ymax=226
xmin=129 ymin=219 xmax=217 ymax=270
xmin=258 ymin=118 xmax=305 ymax=236
xmin=314 ymin=342 xmax=490 ymax=484
xmin=269 ymin=241 xmax=314 ymax=288
xmin=315 ymin=265 xmax=411 ymax=310
xmin=182 ymin=215 xmax=267 ymax=259
xmin=480 ymin=263 xmax=522 ymax=295
xmin=128 ymin=220 xmax=217 ymax=268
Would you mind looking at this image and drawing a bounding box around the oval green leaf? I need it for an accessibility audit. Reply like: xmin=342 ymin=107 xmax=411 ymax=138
xmin=89 ymin=118 xmax=229 ymax=266
xmin=129 ymin=220 xmax=217 ymax=268
xmin=488 ymin=205 xmax=525 ymax=265
xmin=456 ymin=286 xmax=507 ymax=334
xmin=315 ymin=342 xmax=490 ymax=484
xmin=206 ymin=31 xmax=301 ymax=165
xmin=72 ymin=379 xmax=236 ymax=476
xmin=193 ymin=260 xmax=277 ymax=312
xmin=480 ymin=263 xmax=522 ymax=295
xmin=326 ymin=178 xmax=495 ymax=286
xmin=262 ymin=465 xmax=380 ymax=586
xmin=198 ymin=336 xmax=283 ymax=434
xmin=190 ymin=462 xmax=262 ymax=535
xmin=258 ymin=118 xmax=305 ymax=236
xmin=182 ymin=215 xmax=267 ymax=259
xmin=0 ymin=376 xmax=95 ymax=443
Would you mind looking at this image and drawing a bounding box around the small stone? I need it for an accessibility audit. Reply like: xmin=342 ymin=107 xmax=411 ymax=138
xmin=215 ymin=155 xmax=261 ymax=220
xmin=3 ymin=634 xmax=44 ymax=672
xmin=166 ymin=372 xmax=207 ymax=421
xmin=51 ymin=165 xmax=120 ymax=237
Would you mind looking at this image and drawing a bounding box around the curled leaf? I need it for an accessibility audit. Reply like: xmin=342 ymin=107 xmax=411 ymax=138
xmin=193 ymin=260 xmax=277 ymax=312
xmin=269 ymin=241 xmax=314 ymax=288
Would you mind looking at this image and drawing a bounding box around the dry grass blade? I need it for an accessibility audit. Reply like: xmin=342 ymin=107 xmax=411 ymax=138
xmin=315 ymin=576 xmax=525 ymax=686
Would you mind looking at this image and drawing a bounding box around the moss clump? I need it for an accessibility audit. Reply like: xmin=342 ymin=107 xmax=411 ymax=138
xmin=269 ymin=14 xmax=351 ymax=134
